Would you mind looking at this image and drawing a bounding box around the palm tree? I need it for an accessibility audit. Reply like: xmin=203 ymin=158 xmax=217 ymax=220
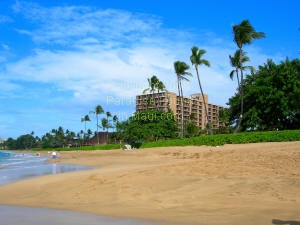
xmin=112 ymin=115 xmax=119 ymax=143
xmin=81 ymin=115 xmax=90 ymax=143
xmin=143 ymin=75 xmax=159 ymax=94
xmin=174 ymin=61 xmax=192 ymax=138
xmin=87 ymin=129 xmax=93 ymax=144
xmin=229 ymin=49 xmax=254 ymax=89
xmin=105 ymin=111 xmax=112 ymax=143
xmin=190 ymin=46 xmax=212 ymax=134
xmin=232 ymin=19 xmax=265 ymax=132
xmin=101 ymin=118 xmax=108 ymax=143
xmin=143 ymin=75 xmax=160 ymax=109
xmin=112 ymin=115 xmax=118 ymax=131
xmin=90 ymin=105 xmax=104 ymax=144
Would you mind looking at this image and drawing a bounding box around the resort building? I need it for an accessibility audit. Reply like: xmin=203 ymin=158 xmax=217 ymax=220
xmin=136 ymin=91 xmax=225 ymax=130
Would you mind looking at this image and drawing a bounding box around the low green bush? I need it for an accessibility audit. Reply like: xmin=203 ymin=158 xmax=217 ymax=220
xmin=141 ymin=130 xmax=300 ymax=148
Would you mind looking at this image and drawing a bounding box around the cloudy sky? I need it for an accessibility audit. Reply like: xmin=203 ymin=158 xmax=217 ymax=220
xmin=0 ymin=0 xmax=299 ymax=138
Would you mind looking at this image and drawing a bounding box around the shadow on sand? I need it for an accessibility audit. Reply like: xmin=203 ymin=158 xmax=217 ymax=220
xmin=273 ymin=219 xmax=300 ymax=225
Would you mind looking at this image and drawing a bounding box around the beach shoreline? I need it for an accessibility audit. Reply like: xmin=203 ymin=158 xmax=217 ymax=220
xmin=0 ymin=142 xmax=299 ymax=225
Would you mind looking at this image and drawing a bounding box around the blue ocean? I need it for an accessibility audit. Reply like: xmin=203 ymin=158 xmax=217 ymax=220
xmin=0 ymin=151 xmax=91 ymax=185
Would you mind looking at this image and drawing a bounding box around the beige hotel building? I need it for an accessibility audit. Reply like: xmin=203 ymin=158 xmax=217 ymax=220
xmin=136 ymin=91 xmax=225 ymax=130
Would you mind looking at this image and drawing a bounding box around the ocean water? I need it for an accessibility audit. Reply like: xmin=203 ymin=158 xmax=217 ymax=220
xmin=0 ymin=151 xmax=92 ymax=185
xmin=0 ymin=152 xmax=173 ymax=225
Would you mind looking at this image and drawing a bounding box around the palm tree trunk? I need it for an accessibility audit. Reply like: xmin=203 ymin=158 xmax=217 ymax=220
xmin=96 ymin=115 xmax=99 ymax=144
xmin=179 ymin=80 xmax=185 ymax=138
xmin=177 ymin=77 xmax=183 ymax=138
xmin=235 ymin=49 xmax=244 ymax=133
xmin=84 ymin=121 xmax=87 ymax=144
xmin=195 ymin=67 xmax=212 ymax=135
xmin=234 ymin=68 xmax=244 ymax=133
xmin=106 ymin=116 xmax=109 ymax=144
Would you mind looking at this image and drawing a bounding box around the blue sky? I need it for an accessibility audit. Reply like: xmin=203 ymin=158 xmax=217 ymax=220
xmin=0 ymin=0 xmax=299 ymax=138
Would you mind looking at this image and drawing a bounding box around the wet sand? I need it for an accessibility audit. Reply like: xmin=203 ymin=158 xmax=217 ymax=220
xmin=0 ymin=205 xmax=166 ymax=225
xmin=0 ymin=142 xmax=299 ymax=225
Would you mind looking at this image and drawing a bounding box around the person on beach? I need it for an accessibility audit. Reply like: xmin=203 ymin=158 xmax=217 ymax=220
xmin=52 ymin=151 xmax=57 ymax=159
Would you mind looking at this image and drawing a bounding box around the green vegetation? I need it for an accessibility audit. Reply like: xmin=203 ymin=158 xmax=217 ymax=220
xmin=231 ymin=19 xmax=266 ymax=132
xmin=115 ymin=109 xmax=178 ymax=144
xmin=228 ymin=58 xmax=300 ymax=131
xmin=141 ymin=130 xmax=300 ymax=148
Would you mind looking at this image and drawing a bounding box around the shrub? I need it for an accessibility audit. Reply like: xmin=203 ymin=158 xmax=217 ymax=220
xmin=141 ymin=130 xmax=300 ymax=148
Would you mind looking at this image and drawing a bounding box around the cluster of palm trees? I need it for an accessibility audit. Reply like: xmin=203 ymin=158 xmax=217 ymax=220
xmin=173 ymin=19 xmax=265 ymax=137
xmin=81 ymin=105 xmax=118 ymax=144
xmin=83 ymin=19 xmax=265 ymax=142
xmin=41 ymin=127 xmax=81 ymax=148
xmin=174 ymin=47 xmax=211 ymax=137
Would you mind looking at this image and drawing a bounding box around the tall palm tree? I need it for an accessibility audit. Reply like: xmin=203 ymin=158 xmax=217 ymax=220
xmin=232 ymin=19 xmax=265 ymax=132
xmin=81 ymin=115 xmax=90 ymax=143
xmin=174 ymin=61 xmax=192 ymax=138
xmin=105 ymin=111 xmax=112 ymax=143
xmin=90 ymin=105 xmax=104 ymax=144
xmin=112 ymin=115 xmax=118 ymax=132
xmin=190 ymin=46 xmax=212 ymax=134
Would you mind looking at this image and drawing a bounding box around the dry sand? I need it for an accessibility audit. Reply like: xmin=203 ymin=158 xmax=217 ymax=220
xmin=0 ymin=142 xmax=300 ymax=225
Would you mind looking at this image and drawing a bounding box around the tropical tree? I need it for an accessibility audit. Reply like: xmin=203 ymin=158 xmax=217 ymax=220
xmin=143 ymin=75 xmax=159 ymax=94
xmin=232 ymin=19 xmax=266 ymax=132
xmin=105 ymin=112 xmax=112 ymax=143
xmin=90 ymin=105 xmax=104 ymax=144
xmin=112 ymin=115 xmax=118 ymax=131
xmin=143 ymin=75 xmax=163 ymax=109
xmin=81 ymin=115 xmax=91 ymax=143
xmin=106 ymin=111 xmax=112 ymax=131
xmin=100 ymin=117 xmax=108 ymax=143
xmin=174 ymin=61 xmax=192 ymax=138
xmin=228 ymin=58 xmax=300 ymax=131
xmin=87 ymin=129 xmax=93 ymax=144
xmin=190 ymin=46 xmax=211 ymax=134
xmin=117 ymin=110 xmax=178 ymax=143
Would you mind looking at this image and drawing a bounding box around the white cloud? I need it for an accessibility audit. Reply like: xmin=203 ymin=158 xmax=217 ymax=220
xmin=12 ymin=1 xmax=162 ymax=47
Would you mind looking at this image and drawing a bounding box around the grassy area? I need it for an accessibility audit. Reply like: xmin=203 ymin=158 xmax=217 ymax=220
xmin=141 ymin=129 xmax=300 ymax=148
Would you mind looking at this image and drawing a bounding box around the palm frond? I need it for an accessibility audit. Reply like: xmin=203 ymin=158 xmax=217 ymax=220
xmin=229 ymin=70 xmax=235 ymax=80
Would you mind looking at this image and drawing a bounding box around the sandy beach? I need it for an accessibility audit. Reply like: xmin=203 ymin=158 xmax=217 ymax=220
xmin=0 ymin=142 xmax=299 ymax=225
